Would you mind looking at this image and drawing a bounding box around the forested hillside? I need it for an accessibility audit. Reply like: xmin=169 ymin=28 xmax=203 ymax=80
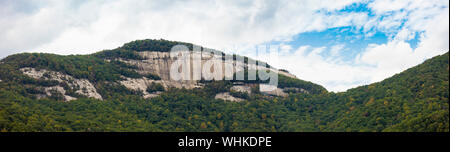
xmin=0 ymin=40 xmax=448 ymax=132
xmin=282 ymin=52 xmax=449 ymax=132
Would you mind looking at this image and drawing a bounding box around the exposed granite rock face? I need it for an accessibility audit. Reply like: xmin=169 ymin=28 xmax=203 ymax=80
xmin=137 ymin=51 xmax=172 ymax=80
xmin=118 ymin=51 xmax=200 ymax=89
xmin=215 ymin=92 xmax=244 ymax=102
xmin=230 ymin=84 xmax=299 ymax=98
xmin=120 ymin=77 xmax=158 ymax=92
xmin=119 ymin=77 xmax=165 ymax=99
xmin=143 ymin=91 xmax=163 ymax=99
xmin=260 ymin=84 xmax=289 ymax=97
xmin=73 ymin=79 xmax=103 ymax=100
xmin=115 ymin=51 xmax=305 ymax=98
xmin=231 ymin=85 xmax=252 ymax=94
xmin=43 ymin=86 xmax=77 ymax=102
xmin=18 ymin=50 xmax=308 ymax=101
xmin=118 ymin=51 xmax=280 ymax=88
xmin=20 ymin=67 xmax=103 ymax=101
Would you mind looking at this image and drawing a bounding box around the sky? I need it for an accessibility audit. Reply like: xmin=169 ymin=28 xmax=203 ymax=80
xmin=0 ymin=0 xmax=449 ymax=92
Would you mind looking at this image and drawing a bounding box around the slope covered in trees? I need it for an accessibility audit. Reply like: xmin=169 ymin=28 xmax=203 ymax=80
xmin=282 ymin=52 xmax=449 ymax=131
xmin=0 ymin=39 xmax=448 ymax=132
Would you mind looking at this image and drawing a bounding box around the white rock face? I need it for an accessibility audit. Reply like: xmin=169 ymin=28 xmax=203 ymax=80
xmin=64 ymin=95 xmax=78 ymax=101
xmin=230 ymin=84 xmax=307 ymax=97
xmin=118 ymin=52 xmax=200 ymax=89
xmin=117 ymin=51 xmax=304 ymax=97
xmin=260 ymin=84 xmax=289 ymax=97
xmin=215 ymin=92 xmax=243 ymax=102
xmin=231 ymin=85 xmax=252 ymax=94
xmin=20 ymin=67 xmax=103 ymax=100
xmin=43 ymin=86 xmax=77 ymax=102
xmin=143 ymin=91 xmax=163 ymax=99
xmin=120 ymin=77 xmax=154 ymax=92
xmin=73 ymin=79 xmax=103 ymax=100
xmin=119 ymin=77 xmax=165 ymax=99
xmin=119 ymin=51 xmax=293 ymax=89
xmin=15 ymin=49 xmax=307 ymax=101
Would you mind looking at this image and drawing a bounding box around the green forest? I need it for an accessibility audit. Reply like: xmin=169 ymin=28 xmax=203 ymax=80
xmin=0 ymin=40 xmax=448 ymax=132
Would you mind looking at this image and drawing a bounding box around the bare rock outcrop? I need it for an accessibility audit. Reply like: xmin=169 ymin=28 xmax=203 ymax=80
xmin=119 ymin=77 xmax=165 ymax=99
xmin=20 ymin=67 xmax=103 ymax=100
xmin=110 ymin=50 xmax=307 ymax=99
xmin=116 ymin=51 xmax=306 ymax=98
xmin=118 ymin=51 xmax=287 ymax=90
xmin=43 ymin=86 xmax=77 ymax=102
xmin=231 ymin=85 xmax=252 ymax=94
xmin=215 ymin=92 xmax=244 ymax=102
xmin=260 ymin=84 xmax=289 ymax=97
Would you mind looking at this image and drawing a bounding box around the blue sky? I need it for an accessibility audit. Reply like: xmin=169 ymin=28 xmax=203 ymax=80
xmin=269 ymin=26 xmax=390 ymax=61
xmin=265 ymin=1 xmax=419 ymax=63
xmin=0 ymin=0 xmax=448 ymax=91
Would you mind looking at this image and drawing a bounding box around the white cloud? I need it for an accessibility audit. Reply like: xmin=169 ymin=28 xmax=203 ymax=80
xmin=357 ymin=41 xmax=416 ymax=82
xmin=368 ymin=0 xmax=411 ymax=14
xmin=248 ymin=44 xmax=374 ymax=92
xmin=0 ymin=0 xmax=367 ymax=58
xmin=240 ymin=0 xmax=448 ymax=92
xmin=330 ymin=44 xmax=345 ymax=56
xmin=357 ymin=0 xmax=449 ymax=84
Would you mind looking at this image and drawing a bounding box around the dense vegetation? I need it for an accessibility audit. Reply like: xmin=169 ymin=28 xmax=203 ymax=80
xmin=227 ymin=69 xmax=326 ymax=95
xmin=120 ymin=39 xmax=194 ymax=52
xmin=0 ymin=53 xmax=146 ymax=82
xmin=0 ymin=40 xmax=448 ymax=132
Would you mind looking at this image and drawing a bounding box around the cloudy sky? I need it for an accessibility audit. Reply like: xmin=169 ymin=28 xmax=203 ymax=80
xmin=1 ymin=0 xmax=448 ymax=92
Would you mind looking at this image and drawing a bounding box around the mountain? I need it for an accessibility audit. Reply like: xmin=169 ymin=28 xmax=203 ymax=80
xmin=0 ymin=39 xmax=325 ymax=101
xmin=0 ymin=39 xmax=448 ymax=132
xmin=283 ymin=52 xmax=449 ymax=132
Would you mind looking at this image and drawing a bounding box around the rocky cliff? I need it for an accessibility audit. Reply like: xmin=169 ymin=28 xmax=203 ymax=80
xmin=109 ymin=50 xmax=304 ymax=101
xmin=2 ymin=39 xmax=326 ymax=102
